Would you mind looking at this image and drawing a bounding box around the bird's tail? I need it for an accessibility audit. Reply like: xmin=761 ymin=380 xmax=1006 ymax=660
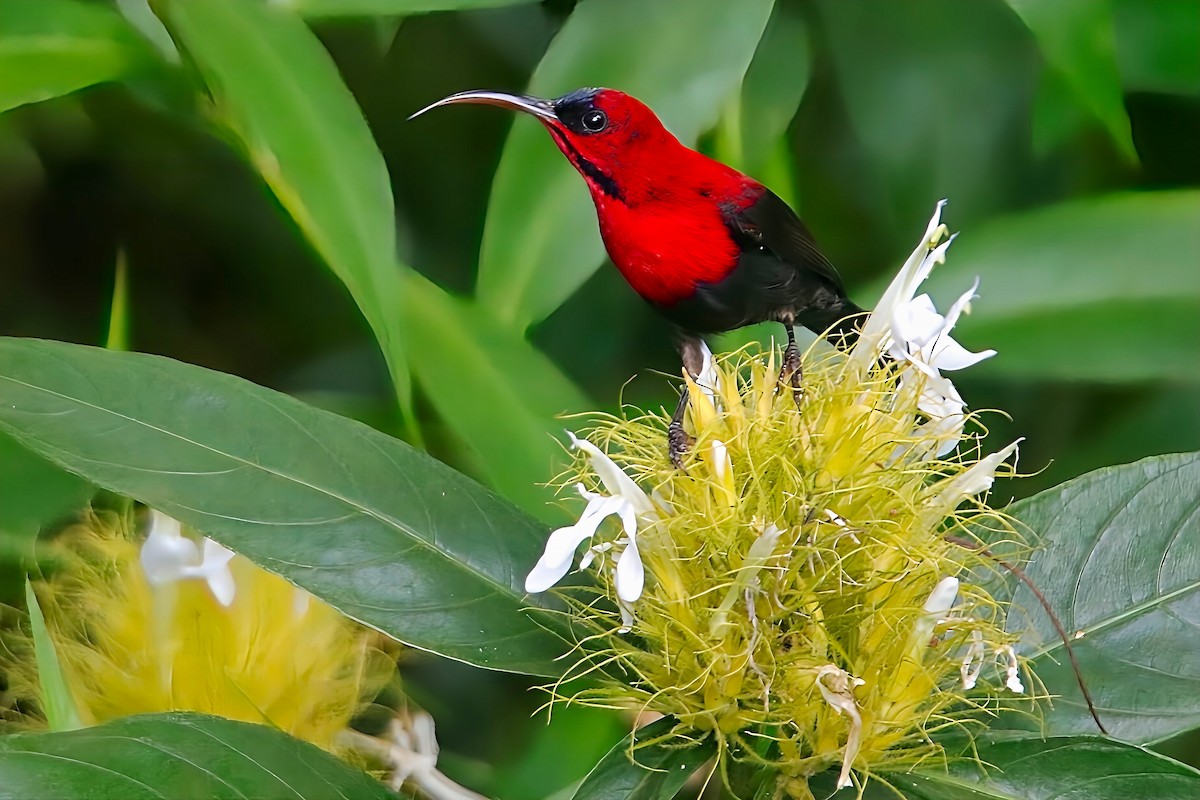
xmin=812 ymin=301 xmax=869 ymax=350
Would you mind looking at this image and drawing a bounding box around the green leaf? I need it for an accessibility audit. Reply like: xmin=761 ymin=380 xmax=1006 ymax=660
xmin=475 ymin=0 xmax=775 ymax=330
xmin=1113 ymin=0 xmax=1200 ymax=96
xmin=921 ymin=191 xmax=1200 ymax=383
xmin=158 ymin=0 xmax=414 ymax=425
xmin=0 ymin=0 xmax=151 ymax=114
xmin=569 ymin=717 xmax=716 ymax=800
xmin=282 ymin=0 xmax=539 ymax=16
xmin=105 ymin=252 xmax=130 ymax=352
xmin=732 ymin=1 xmax=810 ymax=180
xmin=816 ymin=0 xmax=1037 ymax=223
xmin=876 ymin=737 xmax=1200 ymax=800
xmin=23 ymin=580 xmax=84 ymax=732
xmin=0 ymin=431 xmax=91 ymax=536
xmin=1007 ymin=0 xmax=1136 ymax=161
xmin=0 ymin=337 xmax=571 ymax=677
xmin=402 ymin=273 xmax=590 ymax=517
xmin=0 ymin=712 xmax=394 ymax=799
xmin=996 ymin=452 xmax=1200 ymax=744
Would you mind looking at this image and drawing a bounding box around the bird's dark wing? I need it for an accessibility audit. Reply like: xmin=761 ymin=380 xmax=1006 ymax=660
xmin=723 ymin=189 xmax=846 ymax=293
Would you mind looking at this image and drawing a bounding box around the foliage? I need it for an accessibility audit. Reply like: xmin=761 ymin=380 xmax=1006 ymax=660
xmin=0 ymin=0 xmax=1198 ymax=797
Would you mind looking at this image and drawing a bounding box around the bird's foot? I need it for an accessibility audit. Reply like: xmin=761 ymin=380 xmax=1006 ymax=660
xmin=668 ymin=420 xmax=693 ymax=470
xmin=779 ymin=345 xmax=804 ymax=409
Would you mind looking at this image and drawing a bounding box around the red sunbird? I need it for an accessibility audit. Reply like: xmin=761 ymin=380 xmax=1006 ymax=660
xmin=412 ymin=87 xmax=866 ymax=465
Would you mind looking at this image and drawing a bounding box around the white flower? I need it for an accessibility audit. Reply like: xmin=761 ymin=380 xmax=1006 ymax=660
xmin=850 ymin=200 xmax=953 ymax=370
xmin=889 ymin=278 xmax=995 ymax=376
xmin=525 ymin=433 xmax=658 ymax=609
xmin=852 ymin=201 xmax=996 ymax=457
xmin=139 ymin=510 xmax=236 ymax=607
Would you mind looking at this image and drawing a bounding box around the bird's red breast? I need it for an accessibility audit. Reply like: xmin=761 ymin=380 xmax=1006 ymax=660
xmin=540 ymin=89 xmax=766 ymax=305
xmin=593 ymin=174 xmax=764 ymax=305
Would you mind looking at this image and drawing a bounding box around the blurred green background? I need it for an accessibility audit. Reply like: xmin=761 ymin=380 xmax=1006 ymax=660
xmin=1 ymin=0 xmax=1198 ymax=795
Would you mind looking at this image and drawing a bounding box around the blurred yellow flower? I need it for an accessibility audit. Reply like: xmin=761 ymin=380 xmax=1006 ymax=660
xmin=3 ymin=507 xmax=391 ymax=752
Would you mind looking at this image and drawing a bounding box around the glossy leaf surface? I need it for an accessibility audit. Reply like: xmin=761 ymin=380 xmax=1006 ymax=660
xmin=999 ymin=452 xmax=1200 ymax=743
xmin=0 ymin=0 xmax=149 ymax=114
xmin=159 ymin=0 xmax=412 ymax=416
xmin=0 ymin=337 xmax=570 ymax=676
xmin=0 ymin=713 xmax=394 ymax=799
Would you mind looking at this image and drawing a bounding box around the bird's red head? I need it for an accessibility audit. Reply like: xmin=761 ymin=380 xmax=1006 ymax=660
xmin=410 ymin=87 xmax=739 ymax=207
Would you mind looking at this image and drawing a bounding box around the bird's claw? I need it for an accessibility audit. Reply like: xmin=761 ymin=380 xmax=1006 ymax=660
xmin=668 ymin=421 xmax=693 ymax=470
xmin=780 ymin=346 xmax=804 ymax=409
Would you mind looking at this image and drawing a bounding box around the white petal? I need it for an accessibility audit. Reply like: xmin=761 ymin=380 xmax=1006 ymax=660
xmin=1002 ymin=646 xmax=1025 ymax=693
xmin=925 ymin=414 xmax=968 ymax=458
xmin=193 ymin=538 xmax=236 ymax=607
xmin=914 ymin=371 xmax=966 ymax=419
xmin=615 ymin=498 xmax=639 ymax=538
xmin=614 ymin=539 xmax=645 ymax=602
xmin=524 ymin=497 xmax=618 ymax=593
xmin=140 ymin=510 xmax=201 ymax=586
xmin=940 ymin=277 xmax=980 ymax=333
xmin=911 ymin=576 xmax=959 ymax=647
xmin=710 ymin=438 xmax=730 ymax=484
xmin=953 ymin=439 xmax=1022 ymax=498
xmin=961 ymin=630 xmax=985 ymax=690
xmin=749 ymin=523 xmax=784 ymax=560
xmin=851 ymin=203 xmax=951 ymax=368
xmin=929 ymin=336 xmax=996 ymax=372
xmin=616 ymin=597 xmax=636 ymax=634
xmin=923 ymin=577 xmax=960 ymax=615
xmin=567 ymin=432 xmax=653 ymax=515
xmin=695 ymin=340 xmax=720 ymax=405
xmin=892 ymin=294 xmax=944 ymax=351
xmin=922 ymin=198 xmax=949 ymax=243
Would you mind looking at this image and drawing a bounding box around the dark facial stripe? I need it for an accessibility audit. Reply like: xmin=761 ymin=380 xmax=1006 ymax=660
xmin=548 ymin=126 xmax=624 ymax=203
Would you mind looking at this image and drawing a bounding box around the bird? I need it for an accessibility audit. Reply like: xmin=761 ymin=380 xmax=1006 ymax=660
xmin=411 ymin=87 xmax=866 ymax=466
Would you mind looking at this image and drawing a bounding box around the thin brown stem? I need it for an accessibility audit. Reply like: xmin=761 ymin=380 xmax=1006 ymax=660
xmin=945 ymin=533 xmax=1107 ymax=735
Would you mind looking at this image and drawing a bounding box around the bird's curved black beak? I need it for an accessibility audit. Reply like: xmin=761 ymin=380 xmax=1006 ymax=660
xmin=408 ymin=90 xmax=559 ymax=124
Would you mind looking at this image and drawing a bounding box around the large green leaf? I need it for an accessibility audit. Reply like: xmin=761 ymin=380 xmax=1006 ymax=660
xmin=727 ymin=1 xmax=810 ymax=182
xmin=474 ymin=0 xmax=775 ymax=330
xmin=157 ymin=0 xmax=413 ymax=423
xmin=922 ymin=191 xmax=1200 ymax=382
xmin=874 ymin=737 xmax=1200 ymax=799
xmin=402 ymin=273 xmax=590 ymax=518
xmin=817 ymin=0 xmax=1037 ymax=225
xmin=1113 ymin=0 xmax=1200 ymax=97
xmin=0 ymin=712 xmax=394 ymax=799
xmin=0 ymin=0 xmax=151 ymax=114
xmin=996 ymin=452 xmax=1200 ymax=744
xmin=0 ymin=432 xmax=91 ymax=536
xmin=569 ymin=717 xmax=716 ymax=800
xmin=1006 ymin=0 xmax=1136 ymax=161
xmin=0 ymin=337 xmax=571 ymax=677
xmin=283 ymin=0 xmax=538 ymax=15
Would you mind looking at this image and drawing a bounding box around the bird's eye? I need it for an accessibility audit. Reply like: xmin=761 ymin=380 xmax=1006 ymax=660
xmin=582 ymin=109 xmax=608 ymax=132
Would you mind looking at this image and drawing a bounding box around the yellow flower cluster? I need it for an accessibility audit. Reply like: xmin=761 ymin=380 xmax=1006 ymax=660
xmin=2 ymin=508 xmax=391 ymax=751
xmin=549 ymin=345 xmax=1030 ymax=795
